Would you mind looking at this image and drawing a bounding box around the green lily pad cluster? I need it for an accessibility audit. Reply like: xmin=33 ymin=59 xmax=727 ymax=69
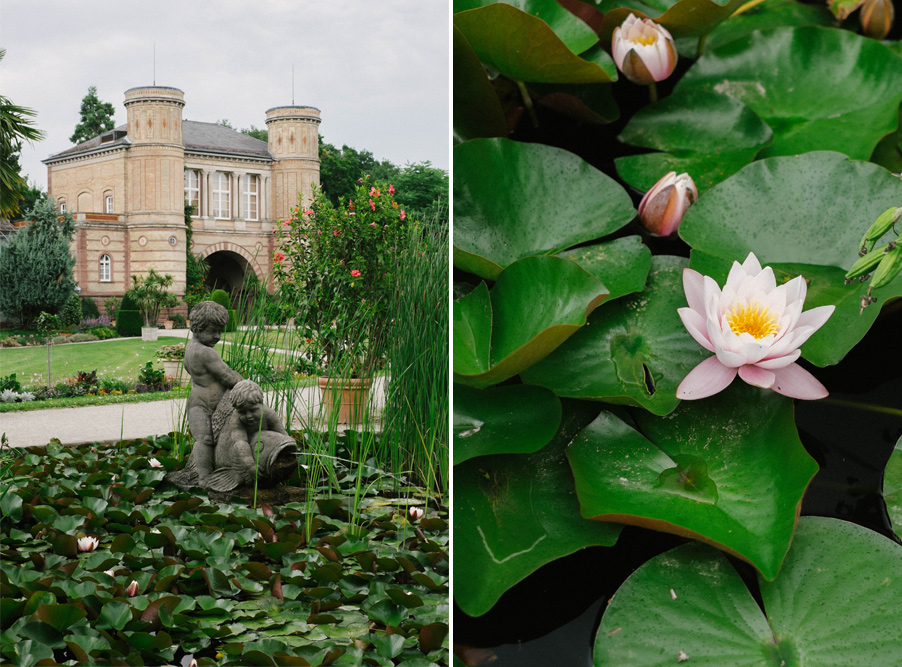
xmin=453 ymin=3 xmax=902 ymax=661
xmin=0 ymin=436 xmax=448 ymax=666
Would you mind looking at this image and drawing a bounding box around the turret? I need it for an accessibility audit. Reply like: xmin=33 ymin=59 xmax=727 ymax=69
xmin=265 ymin=105 xmax=321 ymax=221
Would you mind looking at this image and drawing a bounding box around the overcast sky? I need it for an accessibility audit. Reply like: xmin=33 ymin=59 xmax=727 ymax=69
xmin=2 ymin=0 xmax=450 ymax=191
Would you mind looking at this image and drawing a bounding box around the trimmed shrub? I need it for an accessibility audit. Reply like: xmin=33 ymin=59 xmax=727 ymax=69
xmin=119 ymin=292 xmax=140 ymax=312
xmin=69 ymin=333 xmax=99 ymax=343
xmin=61 ymin=292 xmax=83 ymax=326
xmin=81 ymin=297 xmax=100 ymax=319
xmin=211 ymin=290 xmax=237 ymax=331
xmin=116 ymin=311 xmax=143 ymax=337
xmin=89 ymin=327 xmax=116 ymax=340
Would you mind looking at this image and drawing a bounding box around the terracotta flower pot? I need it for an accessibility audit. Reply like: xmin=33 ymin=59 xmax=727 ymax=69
xmin=317 ymin=377 xmax=372 ymax=424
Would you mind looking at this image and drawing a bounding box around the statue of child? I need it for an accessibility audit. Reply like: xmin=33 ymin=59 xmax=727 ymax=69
xmin=204 ymin=379 xmax=295 ymax=492
xmin=183 ymin=300 xmax=243 ymax=485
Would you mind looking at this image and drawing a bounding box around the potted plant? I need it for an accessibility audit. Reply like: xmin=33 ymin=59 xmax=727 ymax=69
xmin=274 ymin=178 xmax=408 ymax=423
xmin=156 ymin=342 xmax=186 ymax=382
xmin=124 ymin=268 xmax=180 ymax=341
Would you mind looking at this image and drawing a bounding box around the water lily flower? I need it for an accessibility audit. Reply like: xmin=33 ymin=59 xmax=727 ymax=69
xmin=77 ymin=536 xmax=99 ymax=552
xmin=409 ymin=506 xmax=425 ymax=520
xmin=126 ymin=580 xmax=139 ymax=596
xmin=638 ymin=171 xmax=697 ymax=237
xmin=148 ymin=458 xmax=163 ymax=468
xmin=189 ymin=659 xmax=198 ymax=667
xmin=612 ymin=15 xmax=677 ymax=85
xmin=676 ymin=252 xmax=834 ymax=400
xmin=104 ymin=568 xmax=117 ymax=577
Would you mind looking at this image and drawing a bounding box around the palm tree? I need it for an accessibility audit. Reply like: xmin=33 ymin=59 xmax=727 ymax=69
xmin=0 ymin=49 xmax=45 ymax=218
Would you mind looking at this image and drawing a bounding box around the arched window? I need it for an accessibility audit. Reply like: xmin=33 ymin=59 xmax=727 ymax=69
xmin=99 ymin=254 xmax=111 ymax=282
xmin=104 ymin=191 xmax=114 ymax=214
xmin=58 ymin=198 xmax=67 ymax=213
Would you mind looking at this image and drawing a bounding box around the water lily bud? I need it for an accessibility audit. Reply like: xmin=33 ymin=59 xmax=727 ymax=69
xmin=637 ymin=171 xmax=698 ymax=237
xmin=612 ymin=15 xmax=677 ymax=85
xmin=77 ymin=536 xmax=99 ymax=552
xmin=860 ymin=0 xmax=894 ymax=39
xmin=409 ymin=506 xmax=425 ymax=520
xmin=126 ymin=580 xmax=139 ymax=597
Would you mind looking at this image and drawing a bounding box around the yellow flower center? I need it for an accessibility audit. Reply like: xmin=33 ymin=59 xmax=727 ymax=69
xmin=727 ymin=301 xmax=779 ymax=339
xmin=632 ymin=34 xmax=657 ymax=46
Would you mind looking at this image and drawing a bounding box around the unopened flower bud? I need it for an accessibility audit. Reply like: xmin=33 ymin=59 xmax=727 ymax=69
xmin=126 ymin=580 xmax=139 ymax=597
xmin=612 ymin=15 xmax=677 ymax=85
xmin=637 ymin=171 xmax=697 ymax=237
xmin=860 ymin=0 xmax=894 ymax=39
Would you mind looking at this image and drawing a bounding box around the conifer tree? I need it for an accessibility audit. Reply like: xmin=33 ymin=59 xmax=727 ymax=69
xmin=0 ymin=198 xmax=76 ymax=326
xmin=69 ymin=86 xmax=115 ymax=145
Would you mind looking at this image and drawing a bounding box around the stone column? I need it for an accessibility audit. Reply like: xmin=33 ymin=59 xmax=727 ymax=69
xmin=263 ymin=176 xmax=270 ymax=222
xmin=203 ymin=170 xmax=212 ymax=220
xmin=237 ymin=173 xmax=243 ymax=220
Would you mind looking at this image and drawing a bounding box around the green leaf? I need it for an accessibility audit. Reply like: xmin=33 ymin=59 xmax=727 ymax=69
xmin=20 ymin=621 xmax=66 ymax=648
xmin=96 ymin=601 xmax=132 ymax=631
xmin=453 ymin=256 xmax=609 ymax=388
xmin=567 ymin=383 xmax=817 ymax=580
xmin=599 ymin=0 xmax=748 ymax=40
xmin=522 ymin=256 xmax=710 ymax=416
xmin=885 ymin=438 xmax=902 ymax=539
xmin=452 ymin=282 xmax=492 ymax=376
xmin=453 ymin=384 xmax=561 ymax=464
xmin=694 ymin=0 xmax=835 ymax=54
xmin=454 ymin=2 xmax=617 ymax=84
xmin=594 ymin=517 xmax=902 ymax=665
xmin=454 ymin=401 xmax=622 ymax=616
xmin=454 ymin=138 xmax=636 ymax=280
xmin=679 ymin=152 xmax=902 ymax=366
xmin=367 ymin=599 xmax=406 ymax=627
xmin=453 ymin=25 xmax=507 ymax=143
xmin=33 ymin=604 xmax=87 ymax=631
xmin=677 ymin=26 xmax=902 ymax=160
xmin=556 ymin=236 xmax=652 ymax=302
xmin=616 ymin=90 xmax=773 ymax=194
xmin=0 ymin=492 xmax=23 ymax=523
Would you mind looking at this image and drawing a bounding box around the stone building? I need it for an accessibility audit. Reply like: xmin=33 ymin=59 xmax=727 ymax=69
xmin=42 ymin=85 xmax=320 ymax=316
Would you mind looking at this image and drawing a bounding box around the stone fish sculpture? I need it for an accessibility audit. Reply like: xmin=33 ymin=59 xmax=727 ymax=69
xmin=165 ymin=300 xmax=297 ymax=492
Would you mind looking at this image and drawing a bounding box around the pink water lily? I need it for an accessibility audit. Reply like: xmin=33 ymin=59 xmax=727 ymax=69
xmin=126 ymin=580 xmax=139 ymax=597
xmin=409 ymin=506 xmax=425 ymax=520
xmin=677 ymin=252 xmax=834 ymax=400
xmin=638 ymin=171 xmax=697 ymax=237
xmin=612 ymin=15 xmax=677 ymax=85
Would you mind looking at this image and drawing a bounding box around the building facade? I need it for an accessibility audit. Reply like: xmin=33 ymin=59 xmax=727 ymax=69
xmin=43 ymin=85 xmax=320 ymax=316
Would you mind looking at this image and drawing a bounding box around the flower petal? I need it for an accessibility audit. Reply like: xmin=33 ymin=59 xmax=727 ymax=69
xmin=741 ymin=252 xmax=762 ymax=275
xmin=678 ymin=307 xmax=714 ymax=351
xmin=755 ymin=348 xmax=801 ymax=369
xmin=795 ymin=304 xmax=835 ymax=334
xmin=770 ymin=363 xmax=828 ymax=400
xmin=738 ymin=364 xmax=776 ymax=389
xmin=715 ymin=344 xmax=746 ymax=368
xmin=683 ymin=268 xmax=707 ymax=314
xmin=676 ymin=356 xmax=738 ymax=400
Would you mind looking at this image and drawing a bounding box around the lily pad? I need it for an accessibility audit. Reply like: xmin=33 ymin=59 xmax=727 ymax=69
xmin=616 ymin=90 xmax=773 ymax=194
xmin=885 ymin=438 xmax=902 ymax=539
xmin=594 ymin=517 xmax=902 ymax=665
xmin=567 ymin=381 xmax=817 ymax=580
xmin=454 ymin=1 xmax=618 ymax=84
xmin=453 ymin=25 xmax=507 ymax=144
xmin=556 ymin=236 xmax=652 ymax=302
xmin=598 ymin=0 xmax=748 ymax=41
xmin=522 ymin=256 xmax=710 ymax=416
xmin=679 ymin=151 xmax=902 ymax=366
xmin=453 ymin=384 xmax=562 ymax=464
xmin=677 ymin=26 xmax=902 ymax=160
xmin=453 ymin=256 xmax=610 ymax=389
xmin=454 ymin=138 xmax=636 ymax=280
xmin=454 ymin=401 xmax=622 ymax=617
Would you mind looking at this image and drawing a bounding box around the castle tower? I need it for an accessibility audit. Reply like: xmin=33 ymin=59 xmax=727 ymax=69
xmin=265 ymin=106 xmax=321 ymax=221
xmin=123 ymin=86 xmax=187 ymax=287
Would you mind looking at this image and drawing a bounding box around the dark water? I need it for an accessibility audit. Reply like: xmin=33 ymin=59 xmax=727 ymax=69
xmin=453 ymin=302 xmax=902 ymax=667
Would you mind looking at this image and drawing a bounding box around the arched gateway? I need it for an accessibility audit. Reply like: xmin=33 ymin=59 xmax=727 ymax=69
xmin=42 ymin=85 xmax=321 ymax=320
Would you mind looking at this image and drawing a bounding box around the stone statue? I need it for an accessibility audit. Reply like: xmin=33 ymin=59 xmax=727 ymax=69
xmin=166 ymin=301 xmax=298 ymax=493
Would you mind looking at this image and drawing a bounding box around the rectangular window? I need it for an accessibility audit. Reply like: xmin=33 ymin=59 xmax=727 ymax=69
xmin=105 ymin=195 xmax=113 ymax=214
xmin=59 ymin=200 xmax=66 ymax=213
xmin=244 ymin=174 xmax=258 ymax=221
xmin=184 ymin=170 xmax=200 ymax=214
xmin=212 ymin=172 xmax=230 ymax=219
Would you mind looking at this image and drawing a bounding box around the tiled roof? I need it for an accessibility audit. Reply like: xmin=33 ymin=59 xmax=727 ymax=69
xmin=45 ymin=121 xmax=272 ymax=162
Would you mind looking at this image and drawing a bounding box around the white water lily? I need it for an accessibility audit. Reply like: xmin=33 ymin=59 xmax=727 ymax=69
xmin=409 ymin=507 xmax=425 ymax=520
xmin=612 ymin=15 xmax=677 ymax=85
xmin=77 ymin=536 xmax=99 ymax=552
xmin=148 ymin=458 xmax=163 ymax=468
xmin=676 ymin=252 xmax=834 ymax=400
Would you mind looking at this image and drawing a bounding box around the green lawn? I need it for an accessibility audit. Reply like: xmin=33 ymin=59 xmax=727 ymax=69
xmin=222 ymin=327 xmax=307 ymax=350
xmin=0 ymin=335 xmax=194 ymax=387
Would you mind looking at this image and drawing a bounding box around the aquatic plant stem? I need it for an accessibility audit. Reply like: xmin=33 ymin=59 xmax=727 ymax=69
xmin=819 ymin=397 xmax=902 ymax=418
xmin=516 ymin=80 xmax=539 ymax=128
xmin=696 ymin=34 xmax=707 ymax=59
xmin=648 ymin=82 xmax=658 ymax=104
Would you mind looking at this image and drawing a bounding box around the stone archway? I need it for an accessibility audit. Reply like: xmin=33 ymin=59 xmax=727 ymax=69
xmin=198 ymin=241 xmax=266 ymax=304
